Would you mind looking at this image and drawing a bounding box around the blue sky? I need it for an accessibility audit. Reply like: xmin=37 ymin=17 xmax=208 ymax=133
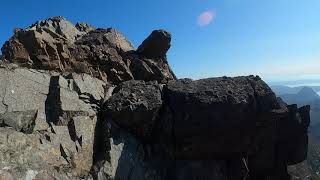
xmin=1 ymin=0 xmax=320 ymax=82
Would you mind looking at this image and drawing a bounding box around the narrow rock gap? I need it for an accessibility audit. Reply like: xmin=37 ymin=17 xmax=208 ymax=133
xmin=91 ymin=111 xmax=110 ymax=179
xmin=45 ymin=76 xmax=63 ymax=125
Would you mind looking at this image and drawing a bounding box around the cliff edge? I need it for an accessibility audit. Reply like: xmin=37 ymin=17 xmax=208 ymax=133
xmin=0 ymin=17 xmax=310 ymax=180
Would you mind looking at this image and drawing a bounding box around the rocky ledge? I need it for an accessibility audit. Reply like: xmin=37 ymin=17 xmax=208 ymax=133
xmin=0 ymin=17 xmax=310 ymax=180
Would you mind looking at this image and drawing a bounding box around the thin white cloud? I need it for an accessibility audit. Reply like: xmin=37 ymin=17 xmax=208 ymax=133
xmin=197 ymin=10 xmax=216 ymax=27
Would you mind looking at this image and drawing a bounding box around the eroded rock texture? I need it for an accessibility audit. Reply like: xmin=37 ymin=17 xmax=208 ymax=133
xmin=1 ymin=17 xmax=176 ymax=84
xmin=0 ymin=17 xmax=311 ymax=180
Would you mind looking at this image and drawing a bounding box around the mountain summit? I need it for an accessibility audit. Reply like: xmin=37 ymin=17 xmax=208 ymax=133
xmin=1 ymin=17 xmax=176 ymax=84
xmin=0 ymin=17 xmax=311 ymax=180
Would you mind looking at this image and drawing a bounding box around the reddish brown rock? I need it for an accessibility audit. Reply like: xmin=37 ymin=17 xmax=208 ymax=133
xmin=1 ymin=17 xmax=176 ymax=84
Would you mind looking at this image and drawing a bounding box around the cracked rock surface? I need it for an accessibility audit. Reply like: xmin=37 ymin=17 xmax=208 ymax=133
xmin=0 ymin=17 xmax=311 ymax=180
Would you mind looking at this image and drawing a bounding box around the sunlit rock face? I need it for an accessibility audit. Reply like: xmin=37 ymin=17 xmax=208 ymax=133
xmin=0 ymin=17 xmax=310 ymax=180
xmin=1 ymin=17 xmax=176 ymax=84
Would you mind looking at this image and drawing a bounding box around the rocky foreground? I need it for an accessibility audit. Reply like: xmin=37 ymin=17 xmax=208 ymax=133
xmin=0 ymin=17 xmax=311 ymax=180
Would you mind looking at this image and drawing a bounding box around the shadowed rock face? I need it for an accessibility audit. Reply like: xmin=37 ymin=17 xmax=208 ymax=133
xmin=137 ymin=29 xmax=171 ymax=59
xmin=163 ymin=76 xmax=278 ymax=159
xmin=102 ymin=80 xmax=163 ymax=140
xmin=0 ymin=17 xmax=311 ymax=180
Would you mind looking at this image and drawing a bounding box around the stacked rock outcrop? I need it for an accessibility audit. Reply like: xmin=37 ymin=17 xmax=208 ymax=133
xmin=0 ymin=17 xmax=310 ymax=180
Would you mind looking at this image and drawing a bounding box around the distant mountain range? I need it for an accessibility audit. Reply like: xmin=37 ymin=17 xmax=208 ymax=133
xmin=271 ymin=85 xmax=320 ymax=96
xmin=271 ymin=85 xmax=320 ymax=126
xmin=271 ymin=84 xmax=320 ymax=179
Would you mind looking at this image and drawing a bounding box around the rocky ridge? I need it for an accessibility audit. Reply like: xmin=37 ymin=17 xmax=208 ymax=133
xmin=0 ymin=17 xmax=311 ymax=180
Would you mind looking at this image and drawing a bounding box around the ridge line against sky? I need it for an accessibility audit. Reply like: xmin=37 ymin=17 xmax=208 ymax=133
xmin=0 ymin=0 xmax=320 ymax=82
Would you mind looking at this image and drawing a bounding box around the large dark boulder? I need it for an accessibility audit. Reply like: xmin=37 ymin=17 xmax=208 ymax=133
xmin=102 ymin=80 xmax=163 ymax=140
xmin=162 ymin=76 xmax=279 ymax=159
xmin=277 ymin=104 xmax=310 ymax=165
xmin=137 ymin=29 xmax=171 ymax=59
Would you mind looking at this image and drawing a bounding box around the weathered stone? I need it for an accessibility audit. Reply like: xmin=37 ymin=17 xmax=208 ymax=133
xmin=162 ymin=76 xmax=277 ymax=159
xmin=75 ymin=29 xmax=134 ymax=83
xmin=103 ymin=28 xmax=135 ymax=54
xmin=0 ymin=16 xmax=312 ymax=180
xmin=0 ymin=68 xmax=51 ymax=132
xmin=277 ymin=105 xmax=310 ymax=165
xmin=102 ymin=80 xmax=163 ymax=140
xmin=0 ymin=127 xmax=63 ymax=168
xmin=45 ymin=75 xmax=95 ymax=125
xmin=0 ymin=68 xmax=51 ymax=114
xmin=46 ymin=120 xmax=97 ymax=176
xmin=71 ymin=73 xmax=106 ymax=102
xmin=1 ymin=38 xmax=31 ymax=66
xmin=130 ymin=57 xmax=176 ymax=83
xmin=69 ymin=116 xmax=96 ymax=175
xmin=137 ymin=29 xmax=171 ymax=59
xmin=97 ymin=124 xmax=165 ymax=180
xmin=0 ymin=110 xmax=37 ymax=133
xmin=33 ymin=109 xmax=50 ymax=131
xmin=28 ymin=16 xmax=83 ymax=42
xmin=75 ymin=22 xmax=96 ymax=33
xmin=1 ymin=17 xmax=176 ymax=85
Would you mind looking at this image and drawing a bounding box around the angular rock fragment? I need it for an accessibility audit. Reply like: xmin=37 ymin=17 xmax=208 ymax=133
xmin=70 ymin=73 xmax=106 ymax=102
xmin=28 ymin=16 xmax=83 ymax=42
xmin=75 ymin=22 xmax=96 ymax=33
xmin=45 ymin=75 xmax=95 ymax=125
xmin=129 ymin=57 xmax=176 ymax=83
xmin=68 ymin=116 xmax=96 ymax=175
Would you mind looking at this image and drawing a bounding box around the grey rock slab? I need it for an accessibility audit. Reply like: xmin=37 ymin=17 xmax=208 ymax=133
xmin=46 ymin=75 xmax=96 ymax=125
xmin=59 ymin=87 xmax=95 ymax=116
xmin=1 ymin=68 xmax=50 ymax=113
xmin=70 ymin=116 xmax=97 ymax=175
xmin=0 ymin=127 xmax=63 ymax=167
xmin=0 ymin=68 xmax=51 ymax=130
xmin=0 ymin=110 xmax=37 ymax=133
xmin=70 ymin=116 xmax=95 ymax=146
xmin=71 ymin=73 xmax=106 ymax=102
xmin=98 ymin=126 xmax=164 ymax=180
xmin=33 ymin=109 xmax=50 ymax=131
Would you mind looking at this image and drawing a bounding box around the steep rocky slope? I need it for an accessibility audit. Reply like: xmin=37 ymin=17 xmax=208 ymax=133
xmin=0 ymin=17 xmax=311 ymax=180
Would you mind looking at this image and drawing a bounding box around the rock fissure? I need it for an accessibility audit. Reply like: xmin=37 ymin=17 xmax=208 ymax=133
xmin=0 ymin=16 xmax=311 ymax=180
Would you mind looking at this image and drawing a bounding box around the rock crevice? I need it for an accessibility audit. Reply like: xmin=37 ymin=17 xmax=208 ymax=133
xmin=0 ymin=17 xmax=311 ymax=180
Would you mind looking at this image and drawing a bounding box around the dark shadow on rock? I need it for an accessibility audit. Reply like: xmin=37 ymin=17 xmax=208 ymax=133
xmin=45 ymin=76 xmax=62 ymax=125
xmin=90 ymin=112 xmax=110 ymax=179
